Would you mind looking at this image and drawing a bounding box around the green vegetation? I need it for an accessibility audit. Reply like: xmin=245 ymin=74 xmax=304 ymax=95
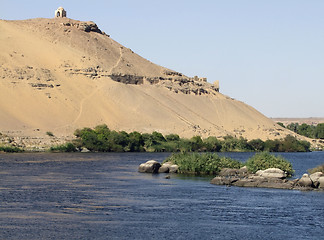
xmin=164 ymin=152 xmax=243 ymax=175
xmin=163 ymin=151 xmax=294 ymax=176
xmin=71 ymin=124 xmax=311 ymax=153
xmin=245 ymin=152 xmax=294 ymax=177
xmin=0 ymin=145 xmax=23 ymax=153
xmin=46 ymin=131 xmax=54 ymax=137
xmin=50 ymin=143 xmax=77 ymax=152
xmin=263 ymin=135 xmax=310 ymax=152
xmin=278 ymin=122 xmax=324 ymax=139
xmin=308 ymin=164 xmax=324 ymax=174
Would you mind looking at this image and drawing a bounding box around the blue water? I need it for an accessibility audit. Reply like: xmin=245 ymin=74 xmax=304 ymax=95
xmin=0 ymin=152 xmax=323 ymax=239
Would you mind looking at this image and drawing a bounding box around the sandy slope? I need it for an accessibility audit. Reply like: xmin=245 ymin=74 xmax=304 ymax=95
xmin=0 ymin=18 xmax=304 ymax=147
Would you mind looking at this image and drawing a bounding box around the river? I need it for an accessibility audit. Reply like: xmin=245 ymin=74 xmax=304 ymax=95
xmin=0 ymin=152 xmax=323 ymax=239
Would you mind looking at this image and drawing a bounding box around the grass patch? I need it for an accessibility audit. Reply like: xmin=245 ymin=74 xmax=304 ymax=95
xmin=164 ymin=152 xmax=243 ymax=175
xmin=0 ymin=145 xmax=23 ymax=153
xmin=245 ymin=152 xmax=294 ymax=177
xmin=50 ymin=143 xmax=77 ymax=152
xmin=308 ymin=164 xmax=324 ymax=174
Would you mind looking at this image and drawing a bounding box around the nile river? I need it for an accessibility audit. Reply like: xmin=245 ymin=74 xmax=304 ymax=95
xmin=0 ymin=152 xmax=323 ymax=239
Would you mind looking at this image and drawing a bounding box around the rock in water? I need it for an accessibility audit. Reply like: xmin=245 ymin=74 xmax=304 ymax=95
xmin=297 ymin=174 xmax=314 ymax=188
xmin=317 ymin=176 xmax=324 ymax=189
xmin=138 ymin=160 xmax=161 ymax=173
xmin=158 ymin=163 xmax=172 ymax=173
xmin=309 ymin=172 xmax=323 ymax=188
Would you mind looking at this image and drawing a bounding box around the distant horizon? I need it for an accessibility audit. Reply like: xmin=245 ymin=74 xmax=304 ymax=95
xmin=1 ymin=0 xmax=323 ymax=118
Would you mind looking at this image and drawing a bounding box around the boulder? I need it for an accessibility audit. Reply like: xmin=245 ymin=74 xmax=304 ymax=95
xmin=211 ymin=176 xmax=239 ymax=186
xmin=318 ymin=176 xmax=324 ymax=189
xmin=309 ymin=172 xmax=323 ymax=188
xmin=169 ymin=165 xmax=179 ymax=173
xmin=238 ymin=166 xmax=249 ymax=177
xmin=297 ymin=174 xmax=314 ymax=188
xmin=158 ymin=163 xmax=172 ymax=173
xmin=256 ymin=168 xmax=287 ymax=179
xmin=218 ymin=168 xmax=238 ymax=177
xmin=138 ymin=160 xmax=161 ymax=173
xmin=81 ymin=147 xmax=90 ymax=153
xmin=157 ymin=162 xmax=179 ymax=173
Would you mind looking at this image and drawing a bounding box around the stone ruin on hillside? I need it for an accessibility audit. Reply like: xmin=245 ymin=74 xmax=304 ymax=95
xmin=55 ymin=7 xmax=67 ymax=18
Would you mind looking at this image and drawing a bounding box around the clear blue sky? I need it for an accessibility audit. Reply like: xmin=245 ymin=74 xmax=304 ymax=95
xmin=1 ymin=0 xmax=323 ymax=118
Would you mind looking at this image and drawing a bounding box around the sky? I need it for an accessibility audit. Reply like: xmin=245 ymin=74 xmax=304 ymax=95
xmin=1 ymin=0 xmax=323 ymax=118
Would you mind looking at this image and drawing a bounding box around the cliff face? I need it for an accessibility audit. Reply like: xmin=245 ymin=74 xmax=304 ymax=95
xmin=0 ymin=17 xmax=294 ymax=144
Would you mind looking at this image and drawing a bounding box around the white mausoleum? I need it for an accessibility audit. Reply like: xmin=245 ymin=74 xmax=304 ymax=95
xmin=55 ymin=7 xmax=67 ymax=18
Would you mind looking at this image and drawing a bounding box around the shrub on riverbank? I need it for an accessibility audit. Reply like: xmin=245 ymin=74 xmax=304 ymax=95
xmin=0 ymin=145 xmax=23 ymax=153
xmin=245 ymin=152 xmax=294 ymax=177
xmin=308 ymin=164 xmax=324 ymax=174
xmin=71 ymin=125 xmax=311 ymax=153
xmin=50 ymin=143 xmax=77 ymax=152
xmin=164 ymin=152 xmax=243 ymax=175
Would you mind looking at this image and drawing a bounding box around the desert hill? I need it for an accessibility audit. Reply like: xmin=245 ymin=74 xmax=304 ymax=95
xmin=0 ymin=17 xmax=303 ymax=148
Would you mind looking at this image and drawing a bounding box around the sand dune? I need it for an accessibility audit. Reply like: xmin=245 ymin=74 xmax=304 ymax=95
xmin=0 ymin=18 xmax=302 ymax=146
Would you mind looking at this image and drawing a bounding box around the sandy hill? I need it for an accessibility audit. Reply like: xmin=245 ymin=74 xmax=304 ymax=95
xmin=0 ymin=17 xmax=303 ymax=148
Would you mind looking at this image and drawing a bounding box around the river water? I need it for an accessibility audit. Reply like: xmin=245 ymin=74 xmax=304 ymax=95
xmin=0 ymin=152 xmax=323 ymax=239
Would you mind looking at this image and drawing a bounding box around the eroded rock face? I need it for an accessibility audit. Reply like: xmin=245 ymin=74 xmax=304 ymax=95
xmin=138 ymin=160 xmax=161 ymax=173
xmin=62 ymin=21 xmax=102 ymax=33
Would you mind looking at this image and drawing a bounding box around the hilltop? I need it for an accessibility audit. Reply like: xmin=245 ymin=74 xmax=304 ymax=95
xmin=0 ymin=17 xmax=314 ymax=149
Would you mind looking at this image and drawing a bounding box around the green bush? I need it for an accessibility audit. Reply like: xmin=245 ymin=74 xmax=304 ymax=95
xmin=248 ymin=139 xmax=265 ymax=151
xmin=245 ymin=152 xmax=294 ymax=177
xmin=50 ymin=143 xmax=77 ymax=152
xmin=221 ymin=135 xmax=253 ymax=152
xmin=308 ymin=164 xmax=324 ymax=174
xmin=203 ymin=136 xmax=222 ymax=152
xmin=0 ymin=145 xmax=23 ymax=153
xmin=165 ymin=152 xmax=243 ymax=175
xmin=314 ymin=123 xmax=324 ymax=139
xmin=46 ymin=131 xmax=54 ymax=137
xmin=73 ymin=125 xmax=312 ymax=153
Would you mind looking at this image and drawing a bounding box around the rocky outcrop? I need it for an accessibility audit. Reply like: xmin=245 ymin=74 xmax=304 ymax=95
xmin=62 ymin=21 xmax=102 ymax=34
xmin=138 ymin=160 xmax=161 ymax=173
xmin=158 ymin=162 xmax=179 ymax=173
xmin=296 ymin=174 xmax=314 ymax=188
xmin=139 ymin=160 xmax=178 ymax=174
xmin=211 ymin=169 xmax=324 ymax=191
xmin=318 ymin=176 xmax=324 ymax=189
xmin=110 ymin=74 xmax=144 ymax=85
xmin=309 ymin=172 xmax=323 ymax=188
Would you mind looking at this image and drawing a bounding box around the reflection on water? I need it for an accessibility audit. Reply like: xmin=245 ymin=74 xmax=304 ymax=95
xmin=0 ymin=152 xmax=323 ymax=239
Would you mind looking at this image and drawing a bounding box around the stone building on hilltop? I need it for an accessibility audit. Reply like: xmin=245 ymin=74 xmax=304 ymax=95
xmin=55 ymin=7 xmax=67 ymax=18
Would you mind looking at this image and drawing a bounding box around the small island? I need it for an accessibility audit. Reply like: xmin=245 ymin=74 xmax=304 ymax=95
xmin=139 ymin=152 xmax=324 ymax=191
